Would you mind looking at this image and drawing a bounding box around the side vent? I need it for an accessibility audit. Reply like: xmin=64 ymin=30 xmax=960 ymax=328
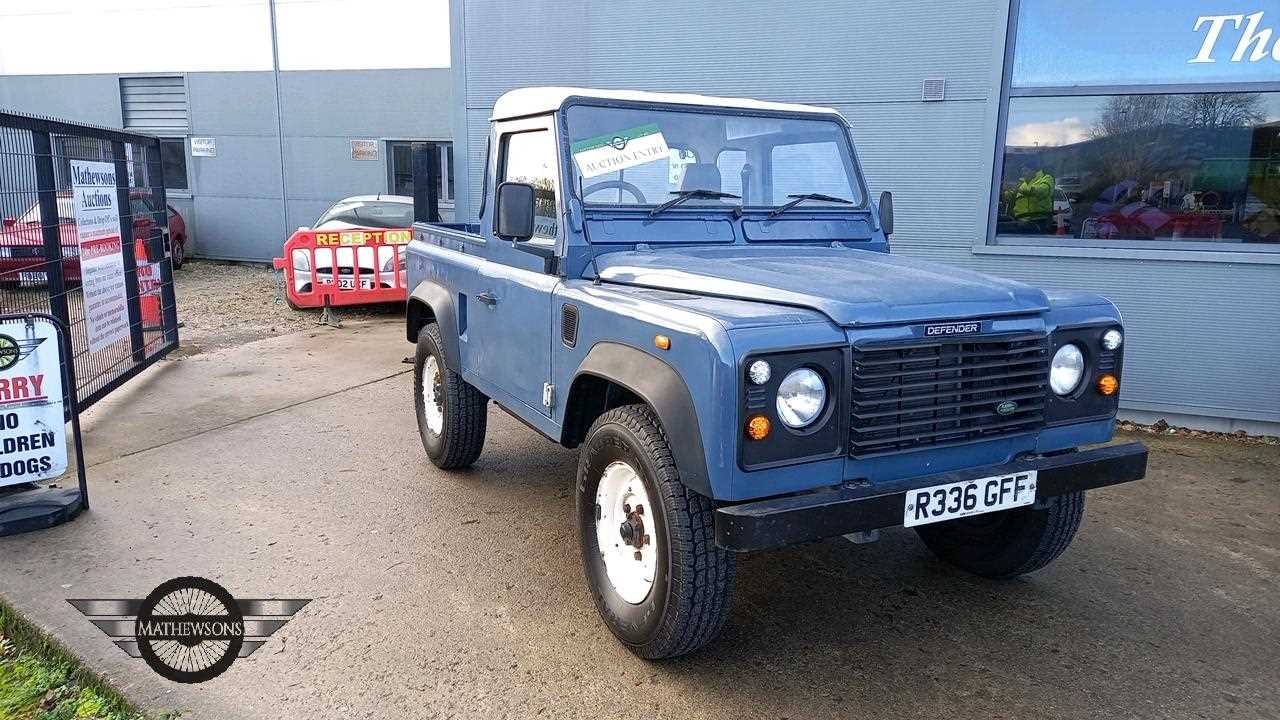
xmin=561 ymin=304 xmax=579 ymax=348
xmin=922 ymin=78 xmax=946 ymax=102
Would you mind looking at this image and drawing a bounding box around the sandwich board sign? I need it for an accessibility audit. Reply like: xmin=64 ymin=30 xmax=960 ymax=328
xmin=70 ymin=159 xmax=130 ymax=352
xmin=0 ymin=318 xmax=67 ymax=487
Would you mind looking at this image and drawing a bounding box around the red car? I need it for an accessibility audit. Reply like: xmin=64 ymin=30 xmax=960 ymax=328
xmin=0 ymin=192 xmax=188 ymax=287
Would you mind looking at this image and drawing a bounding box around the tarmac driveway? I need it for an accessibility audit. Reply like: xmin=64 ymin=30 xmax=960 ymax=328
xmin=1 ymin=319 xmax=1277 ymax=719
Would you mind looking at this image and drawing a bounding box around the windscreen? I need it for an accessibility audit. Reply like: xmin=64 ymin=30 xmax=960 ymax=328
xmin=565 ymin=105 xmax=864 ymax=209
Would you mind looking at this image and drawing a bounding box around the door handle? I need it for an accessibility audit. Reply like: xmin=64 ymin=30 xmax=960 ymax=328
xmin=476 ymin=291 xmax=498 ymax=307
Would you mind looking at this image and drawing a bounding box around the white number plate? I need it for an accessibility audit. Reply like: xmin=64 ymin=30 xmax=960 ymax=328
xmin=336 ymin=277 xmax=374 ymax=290
xmin=903 ymin=470 xmax=1037 ymax=527
xmin=18 ymin=271 xmax=47 ymax=286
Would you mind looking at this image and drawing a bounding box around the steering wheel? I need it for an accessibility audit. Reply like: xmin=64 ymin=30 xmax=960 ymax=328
xmin=582 ymin=180 xmax=647 ymax=204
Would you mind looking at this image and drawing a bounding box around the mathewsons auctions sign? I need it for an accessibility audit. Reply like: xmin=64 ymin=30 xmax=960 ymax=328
xmin=70 ymin=160 xmax=130 ymax=352
xmin=0 ymin=319 xmax=67 ymax=487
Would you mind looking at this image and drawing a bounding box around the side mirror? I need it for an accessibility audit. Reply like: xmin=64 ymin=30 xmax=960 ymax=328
xmin=878 ymin=191 xmax=894 ymax=236
xmin=495 ymin=182 xmax=536 ymax=241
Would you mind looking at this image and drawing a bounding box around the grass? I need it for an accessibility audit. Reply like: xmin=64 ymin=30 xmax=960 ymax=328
xmin=0 ymin=598 xmax=152 ymax=720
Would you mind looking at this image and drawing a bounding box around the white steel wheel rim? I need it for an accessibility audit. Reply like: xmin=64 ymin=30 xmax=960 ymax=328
xmin=422 ymin=355 xmax=444 ymax=434
xmin=595 ymin=461 xmax=658 ymax=605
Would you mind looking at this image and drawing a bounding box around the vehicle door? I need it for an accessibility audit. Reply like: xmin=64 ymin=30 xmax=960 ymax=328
xmin=466 ymin=116 xmax=561 ymax=417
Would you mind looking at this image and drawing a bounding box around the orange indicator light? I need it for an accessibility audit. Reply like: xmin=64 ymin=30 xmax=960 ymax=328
xmin=746 ymin=415 xmax=771 ymax=441
xmin=654 ymin=335 xmax=671 ymax=350
xmin=1097 ymin=374 xmax=1119 ymax=396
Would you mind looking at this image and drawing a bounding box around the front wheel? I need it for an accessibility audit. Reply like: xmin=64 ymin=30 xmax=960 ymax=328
xmin=576 ymin=404 xmax=735 ymax=659
xmin=414 ymin=322 xmax=487 ymax=469
xmin=915 ymin=491 xmax=1085 ymax=579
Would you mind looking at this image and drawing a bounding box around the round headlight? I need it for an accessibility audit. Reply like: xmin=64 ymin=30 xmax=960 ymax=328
xmin=1049 ymin=344 xmax=1085 ymax=395
xmin=747 ymin=360 xmax=772 ymax=386
xmin=1101 ymin=329 xmax=1123 ymax=351
xmin=776 ymin=368 xmax=826 ymax=428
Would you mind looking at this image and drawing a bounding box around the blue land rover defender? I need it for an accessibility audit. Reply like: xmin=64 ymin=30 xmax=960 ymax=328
xmin=406 ymin=87 xmax=1147 ymax=659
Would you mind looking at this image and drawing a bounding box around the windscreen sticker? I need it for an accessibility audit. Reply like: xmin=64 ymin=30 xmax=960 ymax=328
xmin=571 ymin=124 xmax=670 ymax=179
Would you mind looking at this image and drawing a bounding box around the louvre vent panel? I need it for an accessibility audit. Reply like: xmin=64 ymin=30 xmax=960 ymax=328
xmin=561 ymin=304 xmax=579 ymax=348
xmin=120 ymin=76 xmax=189 ymax=134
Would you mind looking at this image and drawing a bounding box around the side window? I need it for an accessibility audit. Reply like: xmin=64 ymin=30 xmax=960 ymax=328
xmin=130 ymin=197 xmax=153 ymax=220
xmin=500 ymin=129 xmax=558 ymax=240
xmin=770 ymin=141 xmax=854 ymax=204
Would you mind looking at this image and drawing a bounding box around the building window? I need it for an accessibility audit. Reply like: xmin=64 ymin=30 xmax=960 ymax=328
xmin=993 ymin=1 xmax=1280 ymax=250
xmin=387 ymin=141 xmax=453 ymax=202
xmin=159 ymin=138 xmax=189 ymax=191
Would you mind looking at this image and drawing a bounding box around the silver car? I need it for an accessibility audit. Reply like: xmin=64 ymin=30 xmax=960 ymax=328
xmin=290 ymin=195 xmax=412 ymax=295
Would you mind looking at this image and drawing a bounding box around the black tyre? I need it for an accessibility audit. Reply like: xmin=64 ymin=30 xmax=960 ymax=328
xmin=576 ymin=404 xmax=735 ymax=659
xmin=915 ymin=491 xmax=1086 ymax=579
xmin=414 ymin=322 xmax=487 ymax=469
xmin=171 ymin=236 xmax=186 ymax=269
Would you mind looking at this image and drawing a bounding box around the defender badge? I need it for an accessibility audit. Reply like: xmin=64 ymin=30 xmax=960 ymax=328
xmin=924 ymin=321 xmax=980 ymax=337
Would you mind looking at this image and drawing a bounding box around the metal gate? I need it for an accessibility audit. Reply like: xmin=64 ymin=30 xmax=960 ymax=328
xmin=0 ymin=110 xmax=179 ymax=409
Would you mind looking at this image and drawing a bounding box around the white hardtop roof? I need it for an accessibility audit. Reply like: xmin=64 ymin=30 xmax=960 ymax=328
xmin=491 ymin=87 xmax=843 ymax=121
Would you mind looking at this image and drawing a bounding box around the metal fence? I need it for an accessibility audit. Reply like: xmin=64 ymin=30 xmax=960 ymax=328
xmin=0 ymin=110 xmax=178 ymax=409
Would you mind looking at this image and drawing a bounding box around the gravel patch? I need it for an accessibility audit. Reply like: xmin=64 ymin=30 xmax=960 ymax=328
xmin=172 ymin=260 xmax=400 ymax=355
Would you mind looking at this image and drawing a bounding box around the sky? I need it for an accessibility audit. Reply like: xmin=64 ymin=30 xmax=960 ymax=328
xmin=0 ymin=0 xmax=450 ymax=75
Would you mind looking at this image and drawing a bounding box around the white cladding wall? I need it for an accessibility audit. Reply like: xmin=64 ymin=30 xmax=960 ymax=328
xmin=449 ymin=0 xmax=1280 ymax=430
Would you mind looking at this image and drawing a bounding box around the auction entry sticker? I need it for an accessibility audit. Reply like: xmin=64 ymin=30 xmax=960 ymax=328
xmin=571 ymin=124 xmax=670 ymax=179
xmin=0 ymin=319 xmax=67 ymax=487
xmin=903 ymin=470 xmax=1036 ymax=528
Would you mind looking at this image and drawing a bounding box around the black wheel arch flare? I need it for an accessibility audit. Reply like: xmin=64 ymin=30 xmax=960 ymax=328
xmin=568 ymin=342 xmax=712 ymax=497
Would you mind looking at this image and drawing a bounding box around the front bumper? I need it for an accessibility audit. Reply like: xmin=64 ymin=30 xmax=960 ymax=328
xmin=715 ymin=442 xmax=1148 ymax=552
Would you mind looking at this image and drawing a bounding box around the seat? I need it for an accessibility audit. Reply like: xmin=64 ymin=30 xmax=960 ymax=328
xmin=680 ymin=163 xmax=722 ymax=192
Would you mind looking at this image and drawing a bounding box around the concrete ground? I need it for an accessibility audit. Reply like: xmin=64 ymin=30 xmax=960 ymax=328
xmin=1 ymin=318 xmax=1277 ymax=720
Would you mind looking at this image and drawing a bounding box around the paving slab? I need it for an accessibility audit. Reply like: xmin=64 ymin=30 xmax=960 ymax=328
xmin=1 ymin=319 xmax=1277 ymax=719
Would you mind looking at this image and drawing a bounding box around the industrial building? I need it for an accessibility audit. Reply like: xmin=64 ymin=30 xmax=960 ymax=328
xmin=1 ymin=0 xmax=1276 ymax=433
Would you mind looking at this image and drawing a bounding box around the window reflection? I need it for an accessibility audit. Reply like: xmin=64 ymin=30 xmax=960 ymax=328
xmin=999 ymin=92 xmax=1280 ymax=244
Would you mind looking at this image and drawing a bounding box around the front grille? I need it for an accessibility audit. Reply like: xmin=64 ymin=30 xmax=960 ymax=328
xmin=849 ymin=332 xmax=1049 ymax=458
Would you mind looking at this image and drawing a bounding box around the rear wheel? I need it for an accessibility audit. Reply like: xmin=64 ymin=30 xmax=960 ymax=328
xmin=576 ymin=404 xmax=735 ymax=659
xmin=171 ymin=236 xmax=186 ymax=269
xmin=915 ymin=491 xmax=1085 ymax=579
xmin=414 ymin=322 xmax=487 ymax=469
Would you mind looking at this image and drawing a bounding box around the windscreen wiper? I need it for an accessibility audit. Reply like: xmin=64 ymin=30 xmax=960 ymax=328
xmin=649 ymin=188 xmax=741 ymax=218
xmin=767 ymin=192 xmax=854 ymax=219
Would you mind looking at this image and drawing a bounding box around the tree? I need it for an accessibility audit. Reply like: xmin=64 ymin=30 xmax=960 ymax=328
xmin=1090 ymin=95 xmax=1178 ymax=138
xmin=1175 ymin=92 xmax=1267 ymax=129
